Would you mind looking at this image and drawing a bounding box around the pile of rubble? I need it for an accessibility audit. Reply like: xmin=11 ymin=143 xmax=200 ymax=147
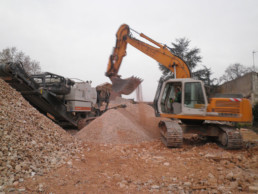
xmin=240 ymin=128 xmax=258 ymax=147
xmin=0 ymin=79 xmax=82 ymax=188
xmin=76 ymin=101 xmax=165 ymax=144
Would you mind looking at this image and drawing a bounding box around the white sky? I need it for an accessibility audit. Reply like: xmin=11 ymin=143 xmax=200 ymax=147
xmin=1 ymin=0 xmax=258 ymax=101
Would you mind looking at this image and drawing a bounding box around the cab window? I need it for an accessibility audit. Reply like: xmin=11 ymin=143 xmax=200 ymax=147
xmin=184 ymin=82 xmax=205 ymax=109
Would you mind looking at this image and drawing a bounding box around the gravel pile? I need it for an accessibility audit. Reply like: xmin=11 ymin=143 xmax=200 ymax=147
xmin=0 ymin=79 xmax=82 ymax=188
xmin=76 ymin=102 xmax=166 ymax=144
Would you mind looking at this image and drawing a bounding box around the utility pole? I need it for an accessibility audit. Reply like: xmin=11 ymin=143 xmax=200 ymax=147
xmin=253 ymin=50 xmax=257 ymax=71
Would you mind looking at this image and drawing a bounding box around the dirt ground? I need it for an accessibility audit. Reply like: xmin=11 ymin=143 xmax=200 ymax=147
xmin=8 ymin=139 xmax=258 ymax=194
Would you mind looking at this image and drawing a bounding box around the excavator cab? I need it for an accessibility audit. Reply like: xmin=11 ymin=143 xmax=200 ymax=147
xmin=155 ymin=78 xmax=208 ymax=117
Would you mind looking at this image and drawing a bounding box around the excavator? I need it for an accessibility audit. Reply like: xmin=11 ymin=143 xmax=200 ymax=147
xmin=106 ymin=24 xmax=253 ymax=149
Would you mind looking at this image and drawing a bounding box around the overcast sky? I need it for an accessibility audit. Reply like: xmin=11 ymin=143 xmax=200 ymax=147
xmin=1 ymin=0 xmax=258 ymax=101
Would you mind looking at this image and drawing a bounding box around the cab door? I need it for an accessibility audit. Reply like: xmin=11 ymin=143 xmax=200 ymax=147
xmin=154 ymin=78 xmax=183 ymax=115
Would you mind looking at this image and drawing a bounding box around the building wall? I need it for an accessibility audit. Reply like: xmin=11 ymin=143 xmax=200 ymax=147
xmin=216 ymin=72 xmax=258 ymax=105
xmin=252 ymin=72 xmax=258 ymax=104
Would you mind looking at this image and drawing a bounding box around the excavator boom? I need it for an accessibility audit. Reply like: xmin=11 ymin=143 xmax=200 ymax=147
xmin=126 ymin=34 xmax=191 ymax=78
xmin=106 ymin=24 xmax=191 ymax=95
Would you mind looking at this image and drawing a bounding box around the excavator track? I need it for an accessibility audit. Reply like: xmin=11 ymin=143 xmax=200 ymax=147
xmin=159 ymin=121 xmax=243 ymax=149
xmin=159 ymin=120 xmax=183 ymax=148
xmin=218 ymin=125 xmax=243 ymax=149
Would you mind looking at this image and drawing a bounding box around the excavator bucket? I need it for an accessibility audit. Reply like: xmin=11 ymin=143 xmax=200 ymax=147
xmin=110 ymin=76 xmax=142 ymax=95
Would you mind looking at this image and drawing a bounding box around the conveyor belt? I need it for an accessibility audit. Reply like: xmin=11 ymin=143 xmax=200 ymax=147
xmin=0 ymin=62 xmax=77 ymax=129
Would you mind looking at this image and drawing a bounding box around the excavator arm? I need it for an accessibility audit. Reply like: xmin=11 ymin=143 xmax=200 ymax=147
xmin=106 ymin=24 xmax=130 ymax=78
xmin=106 ymin=24 xmax=191 ymax=95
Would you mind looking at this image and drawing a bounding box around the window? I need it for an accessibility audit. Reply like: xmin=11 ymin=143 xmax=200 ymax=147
xmin=45 ymin=75 xmax=61 ymax=83
xmin=160 ymin=82 xmax=182 ymax=113
xmin=184 ymin=82 xmax=205 ymax=109
xmin=33 ymin=77 xmax=43 ymax=84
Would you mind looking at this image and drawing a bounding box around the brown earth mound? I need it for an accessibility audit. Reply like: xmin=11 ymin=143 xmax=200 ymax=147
xmin=76 ymin=102 xmax=165 ymax=144
xmin=0 ymin=79 xmax=82 ymax=187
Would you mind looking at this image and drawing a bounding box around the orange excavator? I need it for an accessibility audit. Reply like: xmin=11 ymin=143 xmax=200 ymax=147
xmin=106 ymin=24 xmax=252 ymax=149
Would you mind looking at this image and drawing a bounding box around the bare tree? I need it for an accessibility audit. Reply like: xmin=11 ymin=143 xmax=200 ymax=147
xmin=219 ymin=63 xmax=252 ymax=83
xmin=0 ymin=47 xmax=17 ymax=63
xmin=30 ymin=60 xmax=41 ymax=74
xmin=0 ymin=47 xmax=41 ymax=75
